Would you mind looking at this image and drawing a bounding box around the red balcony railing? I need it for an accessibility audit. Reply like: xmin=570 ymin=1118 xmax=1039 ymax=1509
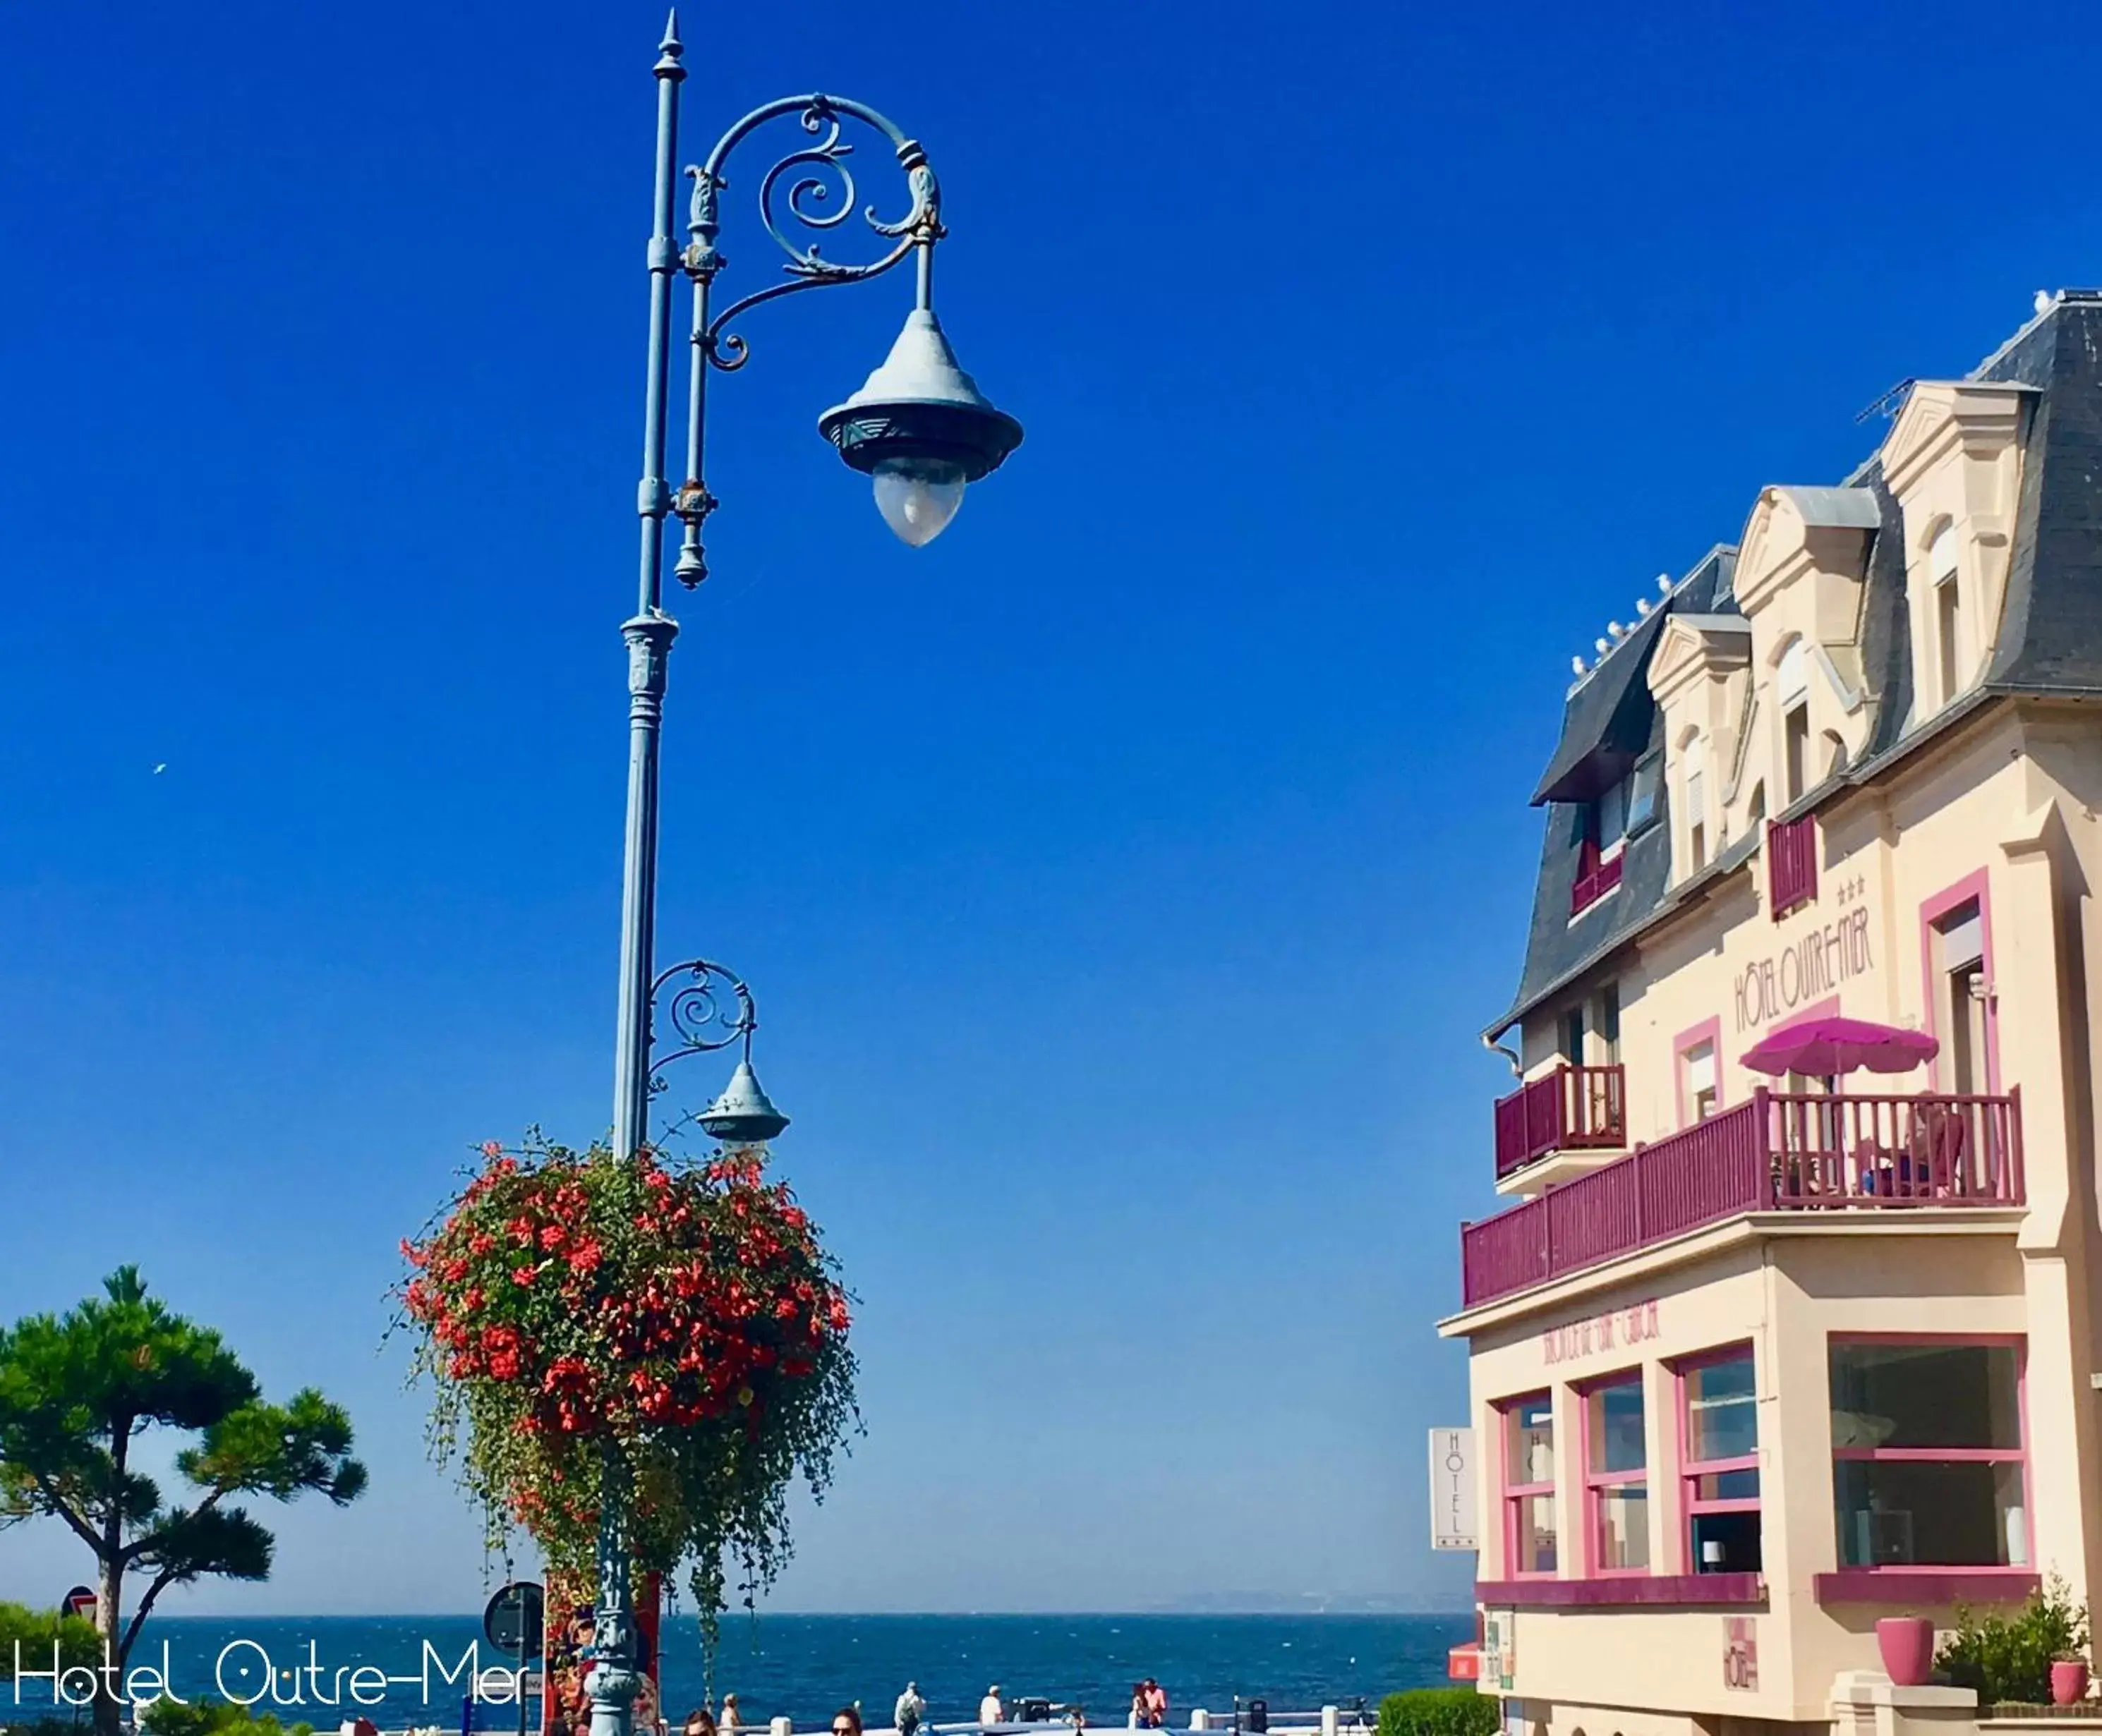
xmin=1571 ymin=846 xmax=1624 ymax=915
xmin=1768 ymin=814 xmax=1817 ymax=918
xmin=1493 ymin=1064 xmax=1627 ymax=1179
xmin=1461 ymin=1087 xmax=2024 ymax=1307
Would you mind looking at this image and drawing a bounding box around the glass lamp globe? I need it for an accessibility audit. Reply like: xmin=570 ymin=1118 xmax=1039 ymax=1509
xmin=871 ymin=455 xmax=968 ymax=547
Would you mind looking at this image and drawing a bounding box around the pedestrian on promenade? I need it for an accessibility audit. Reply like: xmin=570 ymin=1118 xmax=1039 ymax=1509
xmin=979 ymin=1687 xmax=1005 ymax=1728
xmin=1140 ymin=1682 xmax=1167 ymax=1730
xmin=686 ymin=1709 xmax=718 ymax=1736
xmin=896 ymin=1684 xmax=927 ymax=1736
xmin=722 ymin=1695 xmax=742 ymax=1736
xmin=835 ymin=1708 xmax=866 ymax=1736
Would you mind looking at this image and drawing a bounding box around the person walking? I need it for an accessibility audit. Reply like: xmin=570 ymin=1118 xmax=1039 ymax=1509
xmin=722 ymin=1695 xmax=743 ymax=1736
xmin=1127 ymin=1688 xmax=1144 ymax=1730
xmin=896 ymin=1685 xmax=927 ymax=1736
xmin=1140 ymin=1683 xmax=1167 ymax=1730
xmin=835 ymin=1711 xmax=865 ymax=1736
xmin=979 ymin=1687 xmax=1005 ymax=1729
xmin=685 ymin=1711 xmax=718 ymax=1736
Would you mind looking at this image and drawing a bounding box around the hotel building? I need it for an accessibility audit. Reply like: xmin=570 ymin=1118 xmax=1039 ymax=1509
xmin=1440 ymin=291 xmax=2102 ymax=1736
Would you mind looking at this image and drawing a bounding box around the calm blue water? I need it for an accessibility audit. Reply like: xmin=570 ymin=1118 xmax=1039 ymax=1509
xmin=34 ymin=1615 xmax=1468 ymax=1732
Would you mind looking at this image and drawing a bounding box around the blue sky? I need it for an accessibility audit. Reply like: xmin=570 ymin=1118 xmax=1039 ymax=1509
xmin=1 ymin=0 xmax=2098 ymax=1615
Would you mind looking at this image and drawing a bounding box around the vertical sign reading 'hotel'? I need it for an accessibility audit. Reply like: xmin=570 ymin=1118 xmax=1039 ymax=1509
xmin=1427 ymin=1427 xmax=1477 ymax=1550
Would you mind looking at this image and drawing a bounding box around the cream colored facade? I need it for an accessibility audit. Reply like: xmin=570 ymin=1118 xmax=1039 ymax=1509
xmin=1441 ymin=298 xmax=2102 ymax=1736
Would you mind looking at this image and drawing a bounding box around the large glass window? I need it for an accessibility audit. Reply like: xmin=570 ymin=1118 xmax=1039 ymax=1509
xmin=1830 ymin=1340 xmax=2027 ymax=1569
xmin=1502 ymin=1393 xmax=1556 ymax=1577
xmin=1585 ymin=1373 xmax=1649 ymax=1574
xmin=1682 ymin=1347 xmax=1760 ymax=1574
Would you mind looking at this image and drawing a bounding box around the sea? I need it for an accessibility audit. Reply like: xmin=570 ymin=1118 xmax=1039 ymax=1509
xmin=20 ymin=1615 xmax=1471 ymax=1733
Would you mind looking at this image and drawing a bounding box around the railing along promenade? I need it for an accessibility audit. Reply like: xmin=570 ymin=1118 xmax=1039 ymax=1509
xmin=1461 ymin=1087 xmax=2024 ymax=1307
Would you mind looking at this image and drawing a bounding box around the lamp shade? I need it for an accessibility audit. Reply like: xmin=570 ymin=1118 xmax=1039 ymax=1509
xmin=697 ymin=1058 xmax=790 ymax=1146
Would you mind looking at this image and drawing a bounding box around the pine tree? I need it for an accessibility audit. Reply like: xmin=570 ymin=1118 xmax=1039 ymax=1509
xmin=0 ymin=1268 xmax=367 ymax=1736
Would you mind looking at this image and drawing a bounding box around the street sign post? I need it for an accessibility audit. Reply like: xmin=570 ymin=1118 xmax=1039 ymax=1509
xmin=485 ymin=1582 xmax=545 ymax=1736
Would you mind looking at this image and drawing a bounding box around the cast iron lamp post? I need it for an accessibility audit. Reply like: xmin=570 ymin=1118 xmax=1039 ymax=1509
xmin=587 ymin=19 xmax=1022 ymax=1736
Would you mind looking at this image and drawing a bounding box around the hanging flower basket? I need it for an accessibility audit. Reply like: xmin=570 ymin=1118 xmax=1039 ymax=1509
xmin=399 ymin=1137 xmax=857 ymax=1638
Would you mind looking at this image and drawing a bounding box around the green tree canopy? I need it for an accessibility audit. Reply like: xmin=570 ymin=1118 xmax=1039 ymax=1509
xmin=0 ymin=1269 xmax=366 ymax=1736
xmin=0 ymin=1601 xmax=103 ymax=1681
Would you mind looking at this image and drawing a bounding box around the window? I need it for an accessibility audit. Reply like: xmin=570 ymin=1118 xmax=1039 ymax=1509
xmin=1684 ymin=1039 xmax=1719 ymax=1122
xmin=1584 ymin=1373 xmax=1649 ymax=1573
xmin=1780 ymin=642 xmax=1812 ymax=804
xmin=1502 ymin=1393 xmax=1557 ymax=1576
xmin=1684 ymin=739 xmax=1708 ymax=872
xmin=1931 ymin=524 xmax=1962 ymax=706
xmin=1571 ymin=781 xmax=1629 ymax=916
xmin=1561 ymin=1004 xmax=1587 ymax=1068
xmin=1595 ymin=777 xmax=1629 ymax=858
xmin=1933 ymin=900 xmax=1988 ymax=1094
xmin=1629 ymin=753 xmax=1661 ymax=834
xmin=1784 ymin=704 xmax=1811 ymax=804
xmin=1830 ymin=1340 xmax=2028 ymax=1570
xmin=1681 ymin=1348 xmax=1760 ymax=1574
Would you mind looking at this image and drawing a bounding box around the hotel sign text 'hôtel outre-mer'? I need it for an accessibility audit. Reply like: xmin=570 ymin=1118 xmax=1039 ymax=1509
xmin=1435 ymin=292 xmax=2102 ymax=1736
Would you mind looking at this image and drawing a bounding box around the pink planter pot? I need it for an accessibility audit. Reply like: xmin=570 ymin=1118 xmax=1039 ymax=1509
xmin=2051 ymin=1660 xmax=2090 ymax=1706
xmin=1876 ymin=1617 xmax=1936 ymax=1687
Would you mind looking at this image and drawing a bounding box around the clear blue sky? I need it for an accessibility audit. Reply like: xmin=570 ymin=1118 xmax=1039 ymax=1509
xmin=1 ymin=0 xmax=2096 ymax=1616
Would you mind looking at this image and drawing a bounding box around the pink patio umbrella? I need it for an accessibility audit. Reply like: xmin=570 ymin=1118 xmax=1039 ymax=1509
xmin=1741 ymin=1014 xmax=1938 ymax=1079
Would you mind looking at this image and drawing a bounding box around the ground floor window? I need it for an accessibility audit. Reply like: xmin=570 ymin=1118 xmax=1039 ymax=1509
xmin=1681 ymin=1345 xmax=1760 ymax=1573
xmin=1501 ymin=1392 xmax=1556 ymax=1575
xmin=1583 ymin=1371 xmax=1649 ymax=1573
xmin=1830 ymin=1337 xmax=2027 ymax=1568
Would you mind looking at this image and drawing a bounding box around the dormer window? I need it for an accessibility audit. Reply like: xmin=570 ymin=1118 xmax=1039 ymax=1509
xmin=1779 ymin=641 xmax=1811 ymax=804
xmin=1684 ymin=737 xmax=1708 ymax=872
xmin=1879 ymin=381 xmax=2032 ymax=730
xmin=1931 ymin=523 xmax=1963 ymax=708
xmin=1571 ymin=771 xmax=1633 ymax=916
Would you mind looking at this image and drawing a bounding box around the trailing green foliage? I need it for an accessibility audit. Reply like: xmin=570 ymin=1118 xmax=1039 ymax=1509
xmin=1937 ymin=1574 xmax=2091 ymax=1706
xmin=0 ymin=1603 xmax=102 ymax=1680
xmin=1377 ymin=1689 xmax=1500 ymax=1736
xmin=139 ymin=1701 xmax=313 ymax=1736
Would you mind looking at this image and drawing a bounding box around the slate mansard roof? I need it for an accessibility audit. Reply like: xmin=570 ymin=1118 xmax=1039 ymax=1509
xmin=1489 ymin=292 xmax=2102 ymax=1043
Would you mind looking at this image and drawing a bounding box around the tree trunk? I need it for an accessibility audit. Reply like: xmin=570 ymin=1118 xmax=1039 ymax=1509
xmin=94 ymin=1553 xmax=125 ymax=1736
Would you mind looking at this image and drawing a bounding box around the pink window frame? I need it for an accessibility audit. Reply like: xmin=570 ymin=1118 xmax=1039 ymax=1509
xmin=1919 ymin=870 xmax=2000 ymax=1095
xmin=1672 ymin=1016 xmax=1723 ymax=1129
xmin=1675 ymin=1342 xmax=1760 ymax=1575
xmin=1578 ymin=1367 xmax=1650 ymax=1578
xmin=1828 ymin=1332 xmax=2032 ymax=1579
xmin=1497 ymin=1390 xmax=1557 ymax=1579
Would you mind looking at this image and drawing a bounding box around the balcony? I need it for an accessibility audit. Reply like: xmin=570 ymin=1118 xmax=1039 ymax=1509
xmin=1768 ymin=813 xmax=1817 ymax=918
xmin=1461 ymin=1087 xmax=2024 ymax=1309
xmin=1570 ymin=846 xmax=1624 ymax=916
xmin=1494 ymin=1063 xmax=1626 ymax=1182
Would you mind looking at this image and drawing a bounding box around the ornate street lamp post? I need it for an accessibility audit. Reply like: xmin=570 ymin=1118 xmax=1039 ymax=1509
xmin=588 ymin=20 xmax=1022 ymax=1736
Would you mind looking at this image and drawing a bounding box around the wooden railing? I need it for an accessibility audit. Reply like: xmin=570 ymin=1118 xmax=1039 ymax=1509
xmin=1768 ymin=814 xmax=1818 ymax=917
xmin=1461 ymin=1087 xmax=2024 ymax=1306
xmin=1492 ymin=1064 xmax=1627 ymax=1179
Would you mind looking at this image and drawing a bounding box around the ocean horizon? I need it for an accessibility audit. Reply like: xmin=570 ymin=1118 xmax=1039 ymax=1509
xmin=25 ymin=1614 xmax=1472 ymax=1731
